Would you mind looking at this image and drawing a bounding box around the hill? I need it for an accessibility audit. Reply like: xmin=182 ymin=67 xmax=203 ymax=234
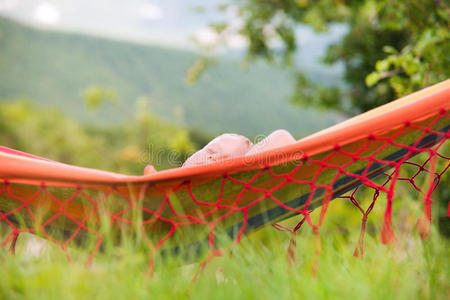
xmin=0 ymin=16 xmax=341 ymax=137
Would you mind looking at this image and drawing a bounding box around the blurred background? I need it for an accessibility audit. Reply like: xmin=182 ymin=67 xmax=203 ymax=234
xmin=0 ymin=0 xmax=448 ymax=176
xmin=0 ymin=0 xmax=449 ymax=250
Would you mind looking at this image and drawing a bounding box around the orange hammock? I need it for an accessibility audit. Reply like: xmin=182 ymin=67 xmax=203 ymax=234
xmin=1 ymin=80 xmax=449 ymax=265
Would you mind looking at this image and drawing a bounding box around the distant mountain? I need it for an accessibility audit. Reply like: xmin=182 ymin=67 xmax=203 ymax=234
xmin=0 ymin=16 xmax=341 ymax=138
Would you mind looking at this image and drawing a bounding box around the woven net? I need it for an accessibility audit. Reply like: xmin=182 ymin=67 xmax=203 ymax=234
xmin=1 ymin=106 xmax=449 ymax=270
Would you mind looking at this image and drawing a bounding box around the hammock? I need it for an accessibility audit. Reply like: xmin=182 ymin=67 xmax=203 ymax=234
xmin=1 ymin=80 xmax=449 ymax=265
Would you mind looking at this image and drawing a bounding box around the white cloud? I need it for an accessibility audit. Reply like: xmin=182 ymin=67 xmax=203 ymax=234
xmin=0 ymin=0 xmax=18 ymax=11
xmin=34 ymin=2 xmax=60 ymax=25
xmin=194 ymin=27 xmax=219 ymax=46
xmin=263 ymin=24 xmax=276 ymax=37
xmin=225 ymin=4 xmax=239 ymax=19
xmin=226 ymin=34 xmax=248 ymax=49
xmin=139 ymin=3 xmax=164 ymax=21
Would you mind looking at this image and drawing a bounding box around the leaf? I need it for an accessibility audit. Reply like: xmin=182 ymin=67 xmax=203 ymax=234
xmin=375 ymin=59 xmax=389 ymax=72
xmin=382 ymin=45 xmax=397 ymax=54
xmin=365 ymin=72 xmax=380 ymax=87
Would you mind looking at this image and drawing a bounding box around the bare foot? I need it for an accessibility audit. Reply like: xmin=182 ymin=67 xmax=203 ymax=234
xmin=143 ymin=165 xmax=157 ymax=175
xmin=183 ymin=134 xmax=253 ymax=167
xmin=246 ymin=129 xmax=295 ymax=156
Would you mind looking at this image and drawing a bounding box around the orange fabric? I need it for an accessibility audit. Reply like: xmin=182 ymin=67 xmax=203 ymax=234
xmin=0 ymin=79 xmax=449 ymax=187
xmin=1 ymin=81 xmax=449 ymax=266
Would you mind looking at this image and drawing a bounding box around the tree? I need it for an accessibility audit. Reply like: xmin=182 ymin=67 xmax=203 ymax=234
xmin=198 ymin=0 xmax=450 ymax=236
xmin=201 ymin=0 xmax=450 ymax=115
xmin=81 ymin=85 xmax=119 ymax=113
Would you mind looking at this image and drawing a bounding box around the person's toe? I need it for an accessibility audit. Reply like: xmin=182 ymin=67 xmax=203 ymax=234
xmin=246 ymin=129 xmax=295 ymax=155
xmin=183 ymin=133 xmax=252 ymax=167
xmin=143 ymin=165 xmax=157 ymax=175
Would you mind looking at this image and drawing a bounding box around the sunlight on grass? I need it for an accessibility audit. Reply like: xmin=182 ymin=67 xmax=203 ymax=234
xmin=1 ymin=198 xmax=448 ymax=300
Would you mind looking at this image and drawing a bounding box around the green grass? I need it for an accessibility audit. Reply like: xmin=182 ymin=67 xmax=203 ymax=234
xmin=1 ymin=198 xmax=449 ymax=300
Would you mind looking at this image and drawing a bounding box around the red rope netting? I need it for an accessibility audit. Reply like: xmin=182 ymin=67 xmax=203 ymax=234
xmin=0 ymin=107 xmax=449 ymax=272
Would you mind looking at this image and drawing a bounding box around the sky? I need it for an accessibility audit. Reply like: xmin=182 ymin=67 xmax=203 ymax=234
xmin=0 ymin=0 xmax=346 ymax=62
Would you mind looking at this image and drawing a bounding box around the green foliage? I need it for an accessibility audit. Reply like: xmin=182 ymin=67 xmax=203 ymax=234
xmin=0 ymin=100 xmax=104 ymax=168
xmin=363 ymin=2 xmax=450 ymax=96
xmin=185 ymin=57 xmax=217 ymax=85
xmin=207 ymin=0 xmax=450 ymax=115
xmin=0 ymin=16 xmax=341 ymax=138
xmin=0 ymin=100 xmax=204 ymax=173
xmin=290 ymin=73 xmax=343 ymax=112
xmin=81 ymin=85 xmax=119 ymax=113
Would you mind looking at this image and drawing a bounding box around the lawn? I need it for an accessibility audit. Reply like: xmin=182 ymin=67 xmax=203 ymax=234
xmin=1 ymin=198 xmax=448 ymax=300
